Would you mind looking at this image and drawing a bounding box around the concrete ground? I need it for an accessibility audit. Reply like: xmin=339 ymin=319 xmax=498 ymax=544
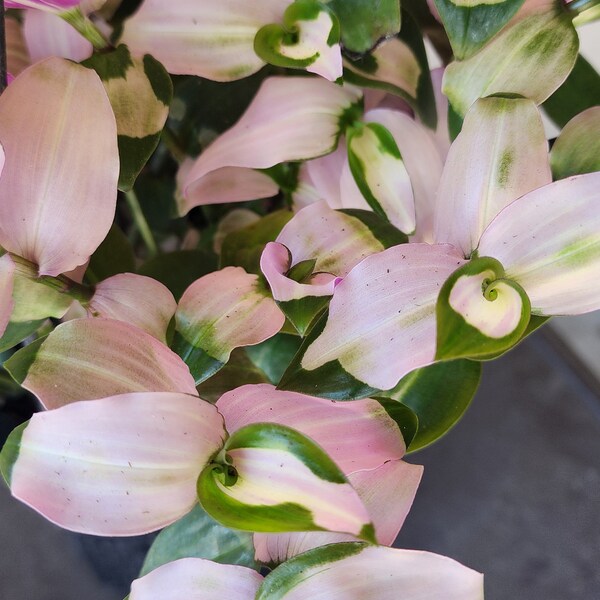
xmin=1 ymin=327 xmax=599 ymax=599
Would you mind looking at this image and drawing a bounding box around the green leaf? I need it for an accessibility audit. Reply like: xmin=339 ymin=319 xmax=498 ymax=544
xmin=329 ymin=0 xmax=400 ymax=54
xmin=139 ymin=504 xmax=258 ymax=577
xmin=277 ymin=296 xmax=331 ymax=337
xmin=257 ymin=542 xmax=366 ymax=599
xmin=83 ymin=45 xmax=173 ymax=190
xmin=444 ymin=8 xmax=579 ymax=117
xmin=138 ymin=250 xmax=218 ymax=301
xmin=373 ymin=397 xmax=419 ymax=448
xmin=0 ymin=320 xmax=46 ymax=354
xmin=85 ymin=224 xmax=136 ymax=284
xmin=220 ymin=210 xmax=294 ymax=275
xmin=245 ymin=334 xmax=304 ymax=385
xmin=278 ymin=311 xmax=380 ymax=399
xmin=550 ymin=107 xmax=600 ymax=179
xmin=197 ymin=348 xmax=271 ymax=403
xmin=383 ymin=359 xmax=481 ymax=452
xmin=4 ymin=337 xmax=46 ymax=385
xmin=433 ymin=0 xmax=526 ymax=60
xmin=337 ymin=209 xmax=408 ymax=248
xmin=254 ymin=0 xmax=340 ymax=71
xmin=543 ymin=55 xmax=600 ymax=128
xmin=436 ymin=257 xmax=531 ymax=361
xmin=342 ymin=10 xmax=436 ymax=128
xmin=0 ymin=421 xmax=27 ymax=486
xmin=171 ymin=330 xmax=223 ymax=385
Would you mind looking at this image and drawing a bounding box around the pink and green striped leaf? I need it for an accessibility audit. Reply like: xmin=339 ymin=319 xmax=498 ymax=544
xmin=216 ymin=384 xmax=406 ymax=474
xmin=83 ymin=45 xmax=172 ymax=191
xmin=0 ymin=393 xmax=226 ymax=536
xmin=130 ymin=558 xmax=263 ymax=600
xmin=434 ymin=96 xmax=551 ymax=257
xmin=0 ymin=58 xmax=119 ymax=277
xmin=5 ymin=0 xmax=79 ymax=9
xmin=5 ymin=318 xmax=197 ymax=409
xmin=197 ymin=423 xmax=375 ymax=540
xmin=436 ymin=256 xmax=531 ymax=361
xmin=280 ymin=244 xmax=466 ymax=396
xmin=346 ymin=122 xmax=416 ymax=235
xmin=120 ymin=0 xmax=289 ymax=81
xmin=253 ymin=459 xmax=423 ymax=565
xmin=182 ymin=77 xmax=362 ymax=213
xmin=550 ymin=107 xmax=600 ymax=180
xmin=256 ymin=543 xmax=484 ymax=599
xmin=173 ymin=267 xmax=285 ymax=384
xmin=87 ymin=273 xmax=177 ymax=343
xmin=478 ymin=172 xmax=600 ymax=316
xmin=261 ymin=202 xmax=402 ymax=335
xmin=443 ymin=7 xmax=579 ymax=116
xmin=254 ymin=0 xmax=342 ymax=81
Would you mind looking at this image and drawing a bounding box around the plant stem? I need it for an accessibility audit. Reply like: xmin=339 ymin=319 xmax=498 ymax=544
xmin=0 ymin=0 xmax=7 ymax=94
xmin=60 ymin=7 xmax=110 ymax=50
xmin=10 ymin=254 xmax=95 ymax=305
xmin=124 ymin=189 xmax=159 ymax=258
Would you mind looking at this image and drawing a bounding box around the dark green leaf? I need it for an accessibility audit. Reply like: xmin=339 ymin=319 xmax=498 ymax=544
xmin=245 ymin=334 xmax=303 ymax=385
xmin=329 ymin=0 xmax=401 ymax=54
xmin=220 ymin=210 xmax=293 ymax=275
xmin=197 ymin=348 xmax=271 ymax=403
xmin=433 ymin=0 xmax=525 ymax=60
xmin=384 ymin=359 xmax=481 ymax=451
xmin=171 ymin=330 xmax=223 ymax=385
xmin=373 ymin=397 xmax=419 ymax=447
xmin=138 ymin=250 xmax=218 ymax=300
xmin=85 ymin=224 xmax=136 ymax=284
xmin=543 ymin=55 xmax=600 ymax=128
xmin=0 ymin=320 xmax=46 ymax=354
xmin=139 ymin=504 xmax=258 ymax=577
xmin=278 ymin=312 xmax=380 ymax=399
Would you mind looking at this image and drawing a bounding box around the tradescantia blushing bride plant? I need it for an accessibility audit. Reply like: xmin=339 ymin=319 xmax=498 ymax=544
xmin=0 ymin=0 xmax=599 ymax=597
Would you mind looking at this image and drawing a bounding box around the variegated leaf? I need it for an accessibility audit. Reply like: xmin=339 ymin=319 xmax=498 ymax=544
xmin=183 ymin=77 xmax=362 ymax=213
xmin=256 ymin=543 xmax=484 ymax=599
xmin=434 ymin=96 xmax=551 ymax=257
xmin=436 ymin=257 xmax=531 ymax=360
xmin=0 ymin=393 xmax=226 ymax=535
xmin=443 ymin=7 xmax=579 ymax=116
xmin=5 ymin=318 xmax=197 ymax=409
xmin=83 ymin=45 xmax=172 ymax=191
xmin=87 ymin=273 xmax=177 ymax=342
xmin=280 ymin=244 xmax=466 ymax=395
xmin=0 ymin=58 xmax=119 ymax=277
xmin=130 ymin=558 xmax=263 ymax=600
xmin=120 ymin=0 xmax=289 ymax=81
xmin=173 ymin=267 xmax=285 ymax=384
xmin=478 ymin=172 xmax=600 ymax=316
xmin=254 ymin=0 xmax=342 ymax=81
xmin=550 ymin=107 xmax=600 ymax=180
xmin=347 ymin=122 xmax=416 ymax=234
xmin=197 ymin=423 xmax=375 ymax=540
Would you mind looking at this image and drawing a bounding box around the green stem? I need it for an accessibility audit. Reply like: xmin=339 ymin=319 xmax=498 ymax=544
xmin=124 ymin=189 xmax=159 ymax=258
xmin=60 ymin=7 xmax=109 ymax=51
xmin=10 ymin=254 xmax=95 ymax=305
